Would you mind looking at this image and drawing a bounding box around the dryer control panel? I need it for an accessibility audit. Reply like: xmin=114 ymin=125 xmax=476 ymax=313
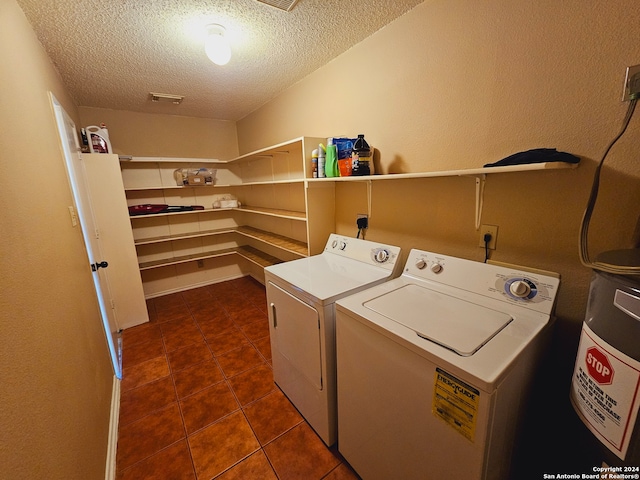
xmin=404 ymin=249 xmax=560 ymax=314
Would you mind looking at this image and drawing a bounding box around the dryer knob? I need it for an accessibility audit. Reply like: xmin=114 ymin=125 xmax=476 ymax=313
xmin=339 ymin=241 xmax=347 ymax=250
xmin=430 ymin=263 xmax=443 ymax=274
xmin=374 ymin=249 xmax=389 ymax=263
xmin=510 ymin=280 xmax=531 ymax=298
xmin=331 ymin=240 xmax=338 ymax=249
xmin=415 ymin=259 xmax=427 ymax=269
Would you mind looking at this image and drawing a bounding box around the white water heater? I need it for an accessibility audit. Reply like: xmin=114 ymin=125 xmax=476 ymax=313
xmin=570 ymin=250 xmax=640 ymax=465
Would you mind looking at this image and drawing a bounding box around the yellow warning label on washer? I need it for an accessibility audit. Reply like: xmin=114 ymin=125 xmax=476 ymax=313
xmin=433 ymin=368 xmax=480 ymax=442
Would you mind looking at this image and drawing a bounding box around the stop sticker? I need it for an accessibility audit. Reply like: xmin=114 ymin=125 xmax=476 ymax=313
xmin=571 ymin=324 xmax=640 ymax=460
xmin=586 ymin=346 xmax=614 ymax=385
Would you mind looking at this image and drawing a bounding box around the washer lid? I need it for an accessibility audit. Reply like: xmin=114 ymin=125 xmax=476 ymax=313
xmin=363 ymin=284 xmax=513 ymax=356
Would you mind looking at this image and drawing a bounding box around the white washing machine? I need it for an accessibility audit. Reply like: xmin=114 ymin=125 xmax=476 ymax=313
xmin=265 ymin=234 xmax=401 ymax=446
xmin=335 ymin=249 xmax=560 ymax=480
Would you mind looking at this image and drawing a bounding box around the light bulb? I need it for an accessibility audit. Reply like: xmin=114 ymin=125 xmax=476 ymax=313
xmin=205 ymin=24 xmax=231 ymax=66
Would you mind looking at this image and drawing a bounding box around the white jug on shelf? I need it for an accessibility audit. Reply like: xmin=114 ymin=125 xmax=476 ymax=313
xmin=86 ymin=125 xmax=112 ymax=154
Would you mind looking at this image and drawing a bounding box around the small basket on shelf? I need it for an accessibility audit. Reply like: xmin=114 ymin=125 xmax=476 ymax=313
xmin=173 ymin=168 xmax=217 ymax=186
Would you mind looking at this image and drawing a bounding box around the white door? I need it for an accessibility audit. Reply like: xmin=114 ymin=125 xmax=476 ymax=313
xmin=51 ymin=94 xmax=122 ymax=378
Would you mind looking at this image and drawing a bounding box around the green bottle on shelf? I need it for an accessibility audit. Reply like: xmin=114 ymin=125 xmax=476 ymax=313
xmin=325 ymin=142 xmax=339 ymax=178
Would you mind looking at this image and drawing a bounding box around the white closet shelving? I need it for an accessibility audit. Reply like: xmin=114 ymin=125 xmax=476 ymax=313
xmin=120 ymin=136 xmax=577 ymax=298
xmin=120 ymin=137 xmax=330 ymax=297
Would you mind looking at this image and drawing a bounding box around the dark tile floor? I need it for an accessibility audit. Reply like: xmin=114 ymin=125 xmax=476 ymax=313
xmin=115 ymin=276 xmax=359 ymax=480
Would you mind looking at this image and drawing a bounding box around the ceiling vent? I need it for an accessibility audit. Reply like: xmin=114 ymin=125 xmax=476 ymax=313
xmin=256 ymin=0 xmax=299 ymax=11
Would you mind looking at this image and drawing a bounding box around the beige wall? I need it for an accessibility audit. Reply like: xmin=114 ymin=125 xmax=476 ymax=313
xmin=1 ymin=1 xmax=115 ymax=479
xmin=78 ymin=106 xmax=239 ymax=159
xmin=237 ymin=0 xmax=640 ymax=328
xmin=237 ymin=0 xmax=640 ymax=472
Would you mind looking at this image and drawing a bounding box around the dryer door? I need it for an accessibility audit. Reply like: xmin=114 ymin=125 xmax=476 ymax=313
xmin=268 ymin=282 xmax=323 ymax=390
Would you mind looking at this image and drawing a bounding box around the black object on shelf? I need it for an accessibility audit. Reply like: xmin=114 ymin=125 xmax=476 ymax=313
xmin=128 ymin=204 xmax=205 ymax=216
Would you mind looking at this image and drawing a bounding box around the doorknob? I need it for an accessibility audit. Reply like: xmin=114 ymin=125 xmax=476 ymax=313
xmin=91 ymin=261 xmax=109 ymax=272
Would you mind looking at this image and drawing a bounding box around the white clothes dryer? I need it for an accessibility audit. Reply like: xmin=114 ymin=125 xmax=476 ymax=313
xmin=265 ymin=234 xmax=401 ymax=446
xmin=335 ymin=249 xmax=560 ymax=480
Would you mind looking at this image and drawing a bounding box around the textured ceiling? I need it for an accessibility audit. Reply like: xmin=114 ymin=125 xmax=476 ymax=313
xmin=16 ymin=0 xmax=424 ymax=121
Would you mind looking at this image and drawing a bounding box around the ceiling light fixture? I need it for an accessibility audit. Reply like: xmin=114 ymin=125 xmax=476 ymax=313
xmin=205 ymin=24 xmax=231 ymax=66
xmin=150 ymin=92 xmax=184 ymax=104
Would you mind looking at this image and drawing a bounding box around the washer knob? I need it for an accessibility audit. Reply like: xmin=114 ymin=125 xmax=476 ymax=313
xmin=375 ymin=249 xmax=389 ymax=263
xmin=510 ymin=280 xmax=531 ymax=298
xmin=332 ymin=240 xmax=346 ymax=250
xmin=415 ymin=258 xmax=427 ymax=269
xmin=430 ymin=263 xmax=443 ymax=274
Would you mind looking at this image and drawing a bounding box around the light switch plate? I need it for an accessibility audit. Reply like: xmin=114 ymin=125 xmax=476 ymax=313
xmin=68 ymin=206 xmax=78 ymax=227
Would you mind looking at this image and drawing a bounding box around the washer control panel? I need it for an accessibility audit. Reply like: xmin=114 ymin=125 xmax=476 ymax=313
xmin=324 ymin=234 xmax=401 ymax=270
xmin=404 ymin=249 xmax=560 ymax=314
xmin=495 ymin=275 xmax=554 ymax=304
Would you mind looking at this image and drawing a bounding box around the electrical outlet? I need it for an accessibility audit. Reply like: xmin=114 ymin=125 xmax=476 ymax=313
xmin=622 ymin=64 xmax=640 ymax=101
xmin=478 ymin=224 xmax=498 ymax=250
xmin=357 ymin=214 xmax=368 ymax=229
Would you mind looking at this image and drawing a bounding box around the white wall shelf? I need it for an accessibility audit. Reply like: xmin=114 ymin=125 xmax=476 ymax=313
xmin=124 ymin=185 xmax=217 ymax=192
xmin=129 ymin=208 xmax=233 ymax=219
xmin=306 ymin=161 xmax=577 ymax=183
xmin=308 ymin=160 xmax=578 ymax=230
xmin=138 ymin=245 xmax=284 ymax=271
xmin=124 ymin=179 xmax=305 ymax=191
xmin=225 ymin=138 xmax=305 ymax=164
xmin=119 ymin=156 xmax=224 ymax=164
xmin=134 ymin=225 xmax=308 ymax=257
xmin=235 ymin=226 xmax=308 ymax=256
xmin=235 ymin=206 xmax=307 ymax=221
xmin=134 ymin=227 xmax=236 ymax=246
xmin=128 ymin=205 xmax=306 ymax=221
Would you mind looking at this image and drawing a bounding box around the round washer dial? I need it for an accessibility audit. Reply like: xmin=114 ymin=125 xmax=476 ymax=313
xmin=372 ymin=248 xmax=390 ymax=263
xmin=504 ymin=277 xmax=537 ymax=300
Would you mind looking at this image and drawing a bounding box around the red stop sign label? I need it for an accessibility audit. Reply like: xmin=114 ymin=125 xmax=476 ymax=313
xmin=586 ymin=347 xmax=614 ymax=385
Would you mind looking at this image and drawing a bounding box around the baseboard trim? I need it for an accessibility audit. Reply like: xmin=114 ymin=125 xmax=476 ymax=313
xmin=105 ymin=375 xmax=121 ymax=480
